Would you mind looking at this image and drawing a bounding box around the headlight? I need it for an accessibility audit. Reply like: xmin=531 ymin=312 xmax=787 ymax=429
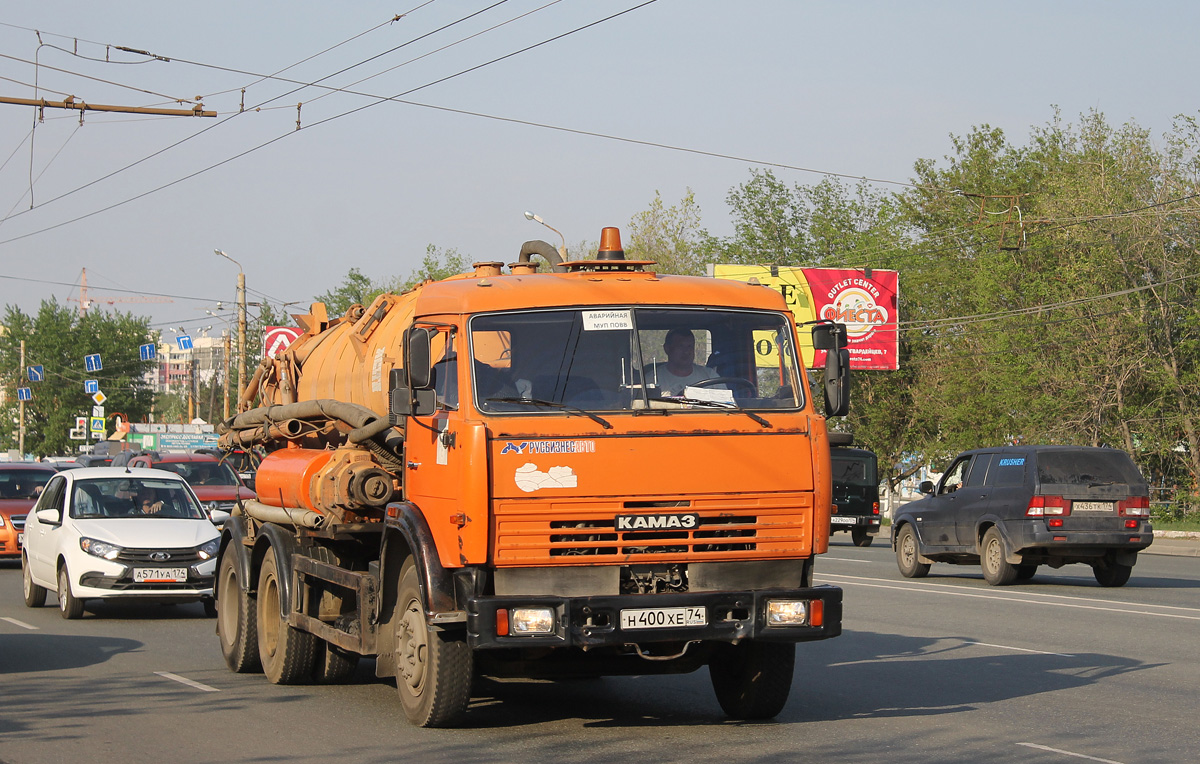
xmin=0 ymin=514 xmax=6 ymax=528
xmin=766 ymin=599 xmax=810 ymax=627
xmin=197 ymin=539 xmax=220 ymax=560
xmin=80 ymin=537 xmax=123 ymax=561
xmin=505 ymin=607 xmax=555 ymax=635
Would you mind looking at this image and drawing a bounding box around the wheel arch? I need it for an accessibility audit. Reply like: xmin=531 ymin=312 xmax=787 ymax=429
xmin=380 ymin=503 xmax=458 ymax=618
xmin=251 ymin=522 xmax=303 ymax=619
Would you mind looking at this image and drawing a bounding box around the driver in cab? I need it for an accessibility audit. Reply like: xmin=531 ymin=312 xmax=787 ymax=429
xmin=647 ymin=328 xmax=719 ymax=396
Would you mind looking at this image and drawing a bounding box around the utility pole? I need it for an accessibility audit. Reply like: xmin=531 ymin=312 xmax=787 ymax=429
xmin=18 ymin=339 xmax=25 ymax=456
xmin=214 ymin=250 xmax=247 ymax=407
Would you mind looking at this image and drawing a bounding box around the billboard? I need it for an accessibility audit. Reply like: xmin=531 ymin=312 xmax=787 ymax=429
xmin=712 ymin=265 xmax=899 ymax=370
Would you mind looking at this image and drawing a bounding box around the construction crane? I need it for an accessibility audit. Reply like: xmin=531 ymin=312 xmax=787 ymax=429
xmin=70 ymin=268 xmax=173 ymax=316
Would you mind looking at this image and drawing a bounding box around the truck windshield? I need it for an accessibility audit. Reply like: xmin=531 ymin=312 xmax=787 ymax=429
xmin=471 ymin=307 xmax=803 ymax=414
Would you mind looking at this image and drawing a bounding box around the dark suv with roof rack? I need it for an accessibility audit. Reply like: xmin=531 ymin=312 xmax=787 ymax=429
xmin=892 ymin=445 xmax=1152 ymax=587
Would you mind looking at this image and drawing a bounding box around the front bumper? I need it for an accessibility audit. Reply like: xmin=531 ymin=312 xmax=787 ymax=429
xmin=467 ymin=585 xmax=842 ymax=650
xmin=73 ymin=558 xmax=217 ymax=599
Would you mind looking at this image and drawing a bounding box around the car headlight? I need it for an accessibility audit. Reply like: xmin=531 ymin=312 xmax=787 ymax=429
xmin=80 ymin=537 xmax=123 ymax=561
xmin=0 ymin=514 xmax=6 ymax=528
xmin=197 ymin=539 xmax=220 ymax=560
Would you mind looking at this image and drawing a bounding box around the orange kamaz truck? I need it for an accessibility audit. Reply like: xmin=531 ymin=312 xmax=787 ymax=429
xmin=214 ymin=228 xmax=850 ymax=727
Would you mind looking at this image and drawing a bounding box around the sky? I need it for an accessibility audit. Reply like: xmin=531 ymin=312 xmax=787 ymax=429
xmin=1 ymin=0 xmax=1198 ymax=338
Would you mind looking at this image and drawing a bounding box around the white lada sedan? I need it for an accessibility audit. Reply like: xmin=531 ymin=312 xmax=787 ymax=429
xmin=21 ymin=467 xmax=221 ymax=619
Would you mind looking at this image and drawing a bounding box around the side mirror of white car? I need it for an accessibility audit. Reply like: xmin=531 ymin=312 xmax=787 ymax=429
xmin=208 ymin=509 xmax=231 ymax=526
xmin=36 ymin=507 xmax=62 ymax=524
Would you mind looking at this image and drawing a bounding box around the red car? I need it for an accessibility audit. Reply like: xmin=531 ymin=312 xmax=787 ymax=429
xmin=125 ymin=452 xmax=255 ymax=516
xmin=0 ymin=463 xmax=58 ymax=559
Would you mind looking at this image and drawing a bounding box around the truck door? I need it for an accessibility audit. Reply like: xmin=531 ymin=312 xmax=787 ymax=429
xmin=402 ymin=326 xmax=480 ymax=564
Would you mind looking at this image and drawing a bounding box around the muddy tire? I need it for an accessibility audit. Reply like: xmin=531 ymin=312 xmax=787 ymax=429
xmin=709 ymin=641 xmax=795 ymax=719
xmin=58 ymin=565 xmax=85 ymax=620
xmin=895 ymin=525 xmax=930 ymax=578
xmin=217 ymin=551 xmax=262 ymax=673
xmin=393 ymin=557 xmax=473 ymax=727
xmin=313 ymin=641 xmax=361 ymax=684
xmin=202 ymin=597 xmax=218 ymax=618
xmin=1015 ymin=564 xmax=1038 ymax=581
xmin=980 ymin=527 xmax=1018 ymax=586
xmin=22 ymin=554 xmax=46 ymax=608
xmin=257 ymin=552 xmax=317 ymax=684
xmin=1093 ymin=562 xmax=1132 ymax=587
xmin=851 ymin=528 xmax=874 ymax=547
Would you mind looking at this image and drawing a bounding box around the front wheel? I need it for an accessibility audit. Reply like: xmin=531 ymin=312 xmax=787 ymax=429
xmin=851 ymin=528 xmax=874 ymax=547
xmin=980 ymin=527 xmax=1018 ymax=586
xmin=1093 ymin=562 xmax=1132 ymax=587
xmin=895 ymin=525 xmax=930 ymax=578
xmin=217 ymin=551 xmax=261 ymax=673
xmin=393 ymin=557 xmax=473 ymax=727
xmin=709 ymin=641 xmax=795 ymax=719
xmin=257 ymin=552 xmax=317 ymax=684
xmin=58 ymin=565 xmax=85 ymax=619
xmin=22 ymin=554 xmax=47 ymax=607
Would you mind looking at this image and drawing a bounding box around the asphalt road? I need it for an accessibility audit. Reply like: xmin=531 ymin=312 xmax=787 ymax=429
xmin=2 ymin=541 xmax=1198 ymax=764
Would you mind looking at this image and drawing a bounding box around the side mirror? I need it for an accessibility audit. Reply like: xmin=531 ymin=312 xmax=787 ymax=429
xmin=36 ymin=507 xmax=62 ymax=525
xmin=918 ymin=480 xmax=935 ymax=495
xmin=811 ymin=322 xmax=848 ymax=351
xmin=823 ymin=347 xmax=850 ymax=418
xmin=208 ymin=509 xmax=231 ymax=526
xmin=405 ymin=327 xmax=433 ymax=390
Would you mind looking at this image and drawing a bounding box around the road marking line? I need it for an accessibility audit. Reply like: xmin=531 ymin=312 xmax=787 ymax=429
xmin=821 ymin=557 xmax=871 ymax=563
xmin=155 ymin=672 xmax=220 ymax=692
xmin=1017 ymin=742 xmax=1125 ymax=763
xmin=1 ymin=616 xmax=37 ymax=630
xmin=818 ymin=574 xmax=1200 ymax=621
xmin=962 ymin=640 xmax=1074 ymax=657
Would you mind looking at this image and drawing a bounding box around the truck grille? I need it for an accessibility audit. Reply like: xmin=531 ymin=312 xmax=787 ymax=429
xmin=494 ymin=494 xmax=812 ymax=565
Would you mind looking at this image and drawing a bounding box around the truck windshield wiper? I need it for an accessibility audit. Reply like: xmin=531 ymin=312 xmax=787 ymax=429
xmin=485 ymin=397 xmax=613 ymax=429
xmin=645 ymin=396 xmax=771 ymax=428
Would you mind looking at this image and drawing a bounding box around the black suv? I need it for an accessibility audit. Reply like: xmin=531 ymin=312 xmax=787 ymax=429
xmin=892 ymin=446 xmax=1152 ymax=587
xmin=830 ymin=445 xmax=881 ymax=547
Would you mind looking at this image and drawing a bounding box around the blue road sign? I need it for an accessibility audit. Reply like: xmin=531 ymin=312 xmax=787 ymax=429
xmin=84 ymin=379 xmax=99 ymax=394
xmin=17 ymin=387 xmax=31 ymax=401
xmin=176 ymin=335 xmax=193 ymax=351
xmin=84 ymin=353 xmax=103 ymax=372
xmin=139 ymin=343 xmax=157 ymax=361
xmin=27 ymin=365 xmax=44 ymax=382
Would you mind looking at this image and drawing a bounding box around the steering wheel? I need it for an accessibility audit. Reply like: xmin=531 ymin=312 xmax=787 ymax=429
xmin=689 ymin=377 xmax=756 ymax=395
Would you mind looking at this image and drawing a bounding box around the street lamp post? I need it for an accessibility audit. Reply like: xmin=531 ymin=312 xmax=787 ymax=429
xmin=206 ymin=307 xmax=233 ymax=419
xmin=214 ymin=250 xmax=247 ymax=409
xmin=523 ymin=211 xmax=567 ymax=261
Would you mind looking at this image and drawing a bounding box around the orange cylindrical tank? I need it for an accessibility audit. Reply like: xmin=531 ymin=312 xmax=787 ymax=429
xmin=255 ymin=448 xmax=335 ymax=511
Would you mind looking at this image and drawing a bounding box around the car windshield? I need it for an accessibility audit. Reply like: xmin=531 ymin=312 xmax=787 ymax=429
xmin=0 ymin=469 xmax=54 ymax=500
xmin=1036 ymin=450 xmax=1145 ymax=486
xmin=831 ymin=455 xmax=877 ymax=486
xmin=70 ymin=477 xmax=206 ymax=520
xmin=472 ymin=307 xmax=803 ymax=414
xmin=154 ymin=462 xmax=241 ymax=486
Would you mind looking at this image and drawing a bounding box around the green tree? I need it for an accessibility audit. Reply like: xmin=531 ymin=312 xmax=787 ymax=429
xmin=1 ymin=300 xmax=156 ymax=456
xmin=314 ymin=268 xmax=375 ymax=319
xmin=625 ymin=189 xmax=705 ymax=275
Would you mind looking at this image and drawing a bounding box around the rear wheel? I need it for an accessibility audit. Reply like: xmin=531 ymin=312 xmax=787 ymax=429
xmin=1015 ymin=564 xmax=1038 ymax=581
xmin=22 ymin=554 xmax=46 ymax=608
xmin=851 ymin=528 xmax=874 ymax=547
xmin=217 ymin=551 xmax=261 ymax=673
xmin=393 ymin=557 xmax=473 ymax=727
xmin=895 ymin=525 xmax=930 ymax=578
xmin=1093 ymin=562 xmax=1132 ymax=587
xmin=980 ymin=527 xmax=1019 ymax=586
xmin=58 ymin=565 xmax=85 ymax=619
xmin=257 ymin=552 xmax=317 ymax=684
xmin=709 ymin=641 xmax=795 ymax=719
